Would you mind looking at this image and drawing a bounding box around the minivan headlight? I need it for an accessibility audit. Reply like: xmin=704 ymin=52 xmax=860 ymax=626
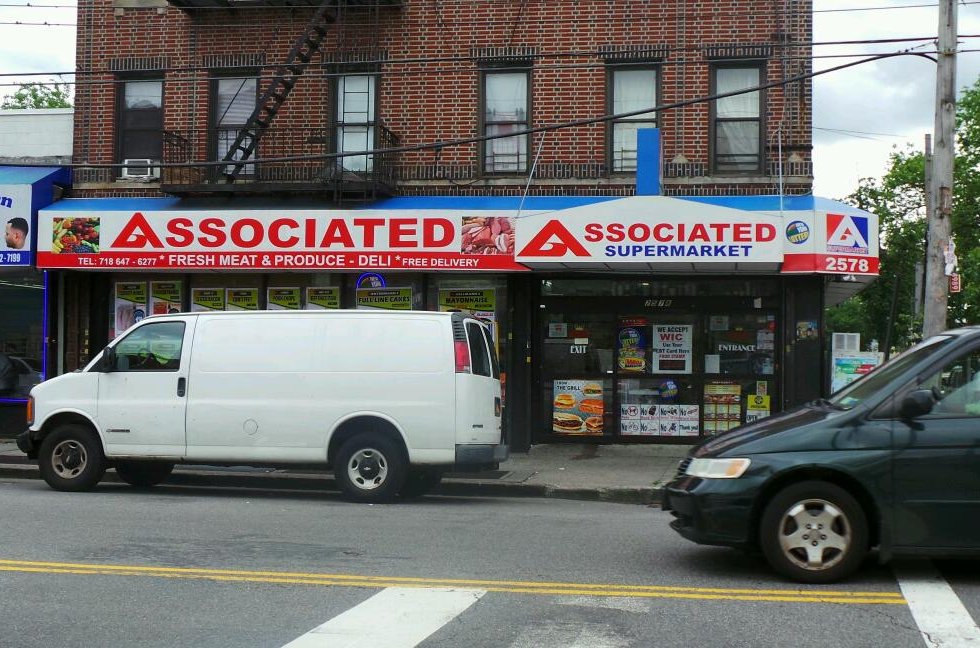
xmin=686 ymin=457 xmax=751 ymax=479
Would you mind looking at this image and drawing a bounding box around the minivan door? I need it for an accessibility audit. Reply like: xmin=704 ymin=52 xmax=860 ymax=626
xmin=455 ymin=319 xmax=502 ymax=445
xmin=892 ymin=345 xmax=980 ymax=549
xmin=98 ymin=319 xmax=194 ymax=456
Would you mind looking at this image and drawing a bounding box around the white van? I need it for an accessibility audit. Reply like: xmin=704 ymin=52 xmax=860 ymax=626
xmin=17 ymin=310 xmax=506 ymax=502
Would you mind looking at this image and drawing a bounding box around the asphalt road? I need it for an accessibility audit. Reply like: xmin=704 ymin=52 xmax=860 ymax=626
xmin=0 ymin=476 xmax=976 ymax=648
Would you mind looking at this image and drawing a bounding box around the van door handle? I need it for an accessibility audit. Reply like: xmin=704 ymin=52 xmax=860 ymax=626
xmin=177 ymin=377 xmax=186 ymax=397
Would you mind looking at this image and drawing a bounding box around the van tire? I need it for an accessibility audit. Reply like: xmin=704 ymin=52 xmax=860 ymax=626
xmin=335 ymin=433 xmax=406 ymax=503
xmin=38 ymin=424 xmax=106 ymax=492
xmin=399 ymin=469 xmax=443 ymax=498
xmin=114 ymin=461 xmax=175 ymax=488
xmin=759 ymin=480 xmax=868 ymax=584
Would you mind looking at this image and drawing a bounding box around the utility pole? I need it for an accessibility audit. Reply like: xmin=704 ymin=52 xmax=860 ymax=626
xmin=923 ymin=0 xmax=957 ymax=338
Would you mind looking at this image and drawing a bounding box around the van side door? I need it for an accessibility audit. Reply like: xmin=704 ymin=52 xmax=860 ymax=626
xmin=98 ymin=319 xmax=194 ymax=457
xmin=891 ymin=344 xmax=980 ymax=549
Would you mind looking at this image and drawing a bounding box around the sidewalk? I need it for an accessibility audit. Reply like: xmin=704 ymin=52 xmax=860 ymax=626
xmin=0 ymin=440 xmax=691 ymax=505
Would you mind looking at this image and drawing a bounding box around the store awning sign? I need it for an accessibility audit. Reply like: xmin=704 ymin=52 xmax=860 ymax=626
xmin=34 ymin=209 xmax=530 ymax=271
xmin=780 ymin=210 xmax=880 ymax=275
xmin=514 ymin=196 xmax=784 ymax=265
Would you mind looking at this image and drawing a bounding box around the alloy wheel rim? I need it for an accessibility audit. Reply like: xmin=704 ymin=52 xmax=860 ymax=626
xmin=777 ymin=498 xmax=850 ymax=571
xmin=347 ymin=448 xmax=388 ymax=490
xmin=52 ymin=440 xmax=88 ymax=479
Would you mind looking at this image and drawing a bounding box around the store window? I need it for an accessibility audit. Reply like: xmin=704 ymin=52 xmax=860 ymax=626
xmin=0 ymin=271 xmax=45 ymax=400
xmin=335 ymin=75 xmax=377 ymax=172
xmin=116 ymin=79 xmax=163 ymax=177
xmin=609 ymin=67 xmax=657 ymax=172
xmin=482 ymin=69 xmax=529 ymax=173
xmin=711 ymin=64 xmax=763 ymax=174
xmin=212 ymin=75 xmax=257 ymax=176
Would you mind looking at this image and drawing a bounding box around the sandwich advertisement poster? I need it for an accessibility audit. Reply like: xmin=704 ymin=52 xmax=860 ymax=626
xmin=552 ymin=379 xmax=605 ymax=435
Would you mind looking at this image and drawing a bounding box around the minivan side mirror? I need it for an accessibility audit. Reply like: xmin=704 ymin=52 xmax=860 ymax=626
xmin=899 ymin=389 xmax=935 ymax=419
xmin=101 ymin=347 xmax=116 ymax=373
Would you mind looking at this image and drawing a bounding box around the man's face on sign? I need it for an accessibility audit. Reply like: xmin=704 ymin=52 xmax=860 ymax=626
xmin=5 ymin=223 xmax=21 ymax=248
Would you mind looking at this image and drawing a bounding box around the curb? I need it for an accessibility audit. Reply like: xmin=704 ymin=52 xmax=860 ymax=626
xmin=0 ymin=463 xmax=660 ymax=506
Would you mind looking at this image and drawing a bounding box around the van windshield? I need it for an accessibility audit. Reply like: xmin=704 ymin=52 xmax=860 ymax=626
xmin=829 ymin=335 xmax=955 ymax=410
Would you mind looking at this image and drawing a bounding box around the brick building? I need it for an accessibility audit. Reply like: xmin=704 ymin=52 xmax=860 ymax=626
xmin=24 ymin=0 xmax=878 ymax=449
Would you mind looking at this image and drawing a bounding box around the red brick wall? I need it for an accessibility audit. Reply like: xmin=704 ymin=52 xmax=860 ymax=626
xmin=72 ymin=0 xmax=813 ymax=197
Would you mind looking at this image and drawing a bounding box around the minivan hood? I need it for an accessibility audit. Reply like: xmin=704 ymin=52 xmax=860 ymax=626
xmin=694 ymin=402 xmax=844 ymax=457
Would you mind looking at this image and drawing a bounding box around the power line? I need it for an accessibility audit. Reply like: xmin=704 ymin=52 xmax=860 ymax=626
xmin=12 ymin=50 xmax=930 ymax=171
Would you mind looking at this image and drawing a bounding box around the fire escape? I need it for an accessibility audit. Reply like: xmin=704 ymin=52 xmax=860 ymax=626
xmin=161 ymin=0 xmax=402 ymax=202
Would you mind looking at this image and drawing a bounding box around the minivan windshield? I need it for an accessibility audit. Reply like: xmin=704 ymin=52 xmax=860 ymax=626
xmin=829 ymin=335 xmax=955 ymax=410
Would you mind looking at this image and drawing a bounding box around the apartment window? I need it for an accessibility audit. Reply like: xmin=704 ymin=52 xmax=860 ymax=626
xmin=609 ymin=68 xmax=657 ymax=172
xmin=712 ymin=65 xmax=763 ymax=174
xmin=336 ymin=75 xmax=376 ymax=173
xmin=213 ymin=76 xmax=257 ymax=175
xmin=482 ymin=70 xmax=529 ymax=173
xmin=117 ymin=80 xmax=163 ymax=171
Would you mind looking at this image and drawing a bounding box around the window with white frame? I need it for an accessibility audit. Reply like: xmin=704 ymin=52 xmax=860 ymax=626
xmin=213 ymin=76 xmax=257 ymax=175
xmin=482 ymin=70 xmax=529 ymax=173
xmin=712 ymin=65 xmax=763 ymax=173
xmin=610 ymin=68 xmax=657 ymax=172
xmin=336 ymin=75 xmax=376 ymax=173
xmin=117 ymin=80 xmax=163 ymax=172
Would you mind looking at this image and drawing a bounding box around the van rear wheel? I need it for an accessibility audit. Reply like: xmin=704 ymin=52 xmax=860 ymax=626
xmin=114 ymin=461 xmax=175 ymax=488
xmin=335 ymin=433 xmax=406 ymax=503
xmin=38 ymin=424 xmax=106 ymax=492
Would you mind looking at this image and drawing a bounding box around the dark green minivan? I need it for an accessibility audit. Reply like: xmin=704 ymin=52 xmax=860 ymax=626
xmin=663 ymin=327 xmax=980 ymax=583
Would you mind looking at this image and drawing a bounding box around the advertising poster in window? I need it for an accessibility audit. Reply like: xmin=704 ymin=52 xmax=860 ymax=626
xmin=356 ymin=287 xmax=412 ymax=310
xmin=439 ymin=288 xmax=497 ymax=347
xmin=621 ymin=402 xmax=700 ymax=437
xmin=746 ymin=394 xmax=771 ymax=423
xmin=703 ymin=382 xmax=742 ymax=432
xmin=267 ymin=287 xmax=301 ymax=310
xmin=226 ymin=288 xmax=259 ymax=311
xmin=831 ymin=353 xmax=881 ymax=393
xmin=114 ymin=282 xmax=147 ymax=338
xmin=617 ymin=318 xmax=648 ymax=372
xmin=652 ymin=324 xmax=692 ymax=374
xmin=305 ymin=287 xmax=340 ymax=310
xmin=150 ymin=281 xmax=182 ymax=315
xmin=552 ymin=379 xmax=604 ymax=435
xmin=1 ymin=184 xmax=33 ymax=267
xmin=191 ymin=288 xmax=225 ymax=312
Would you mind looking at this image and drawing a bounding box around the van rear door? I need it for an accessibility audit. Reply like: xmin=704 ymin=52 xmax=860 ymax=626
xmin=454 ymin=316 xmax=502 ymax=447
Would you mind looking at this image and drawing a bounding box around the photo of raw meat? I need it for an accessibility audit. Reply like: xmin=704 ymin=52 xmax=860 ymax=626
xmin=460 ymin=216 xmax=515 ymax=255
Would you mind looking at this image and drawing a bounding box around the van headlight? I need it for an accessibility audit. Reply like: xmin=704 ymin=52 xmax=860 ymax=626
xmin=686 ymin=457 xmax=751 ymax=479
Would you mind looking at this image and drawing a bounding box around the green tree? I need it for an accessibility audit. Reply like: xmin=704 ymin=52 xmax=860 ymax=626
xmin=826 ymin=75 xmax=980 ymax=353
xmin=1 ymin=82 xmax=72 ymax=109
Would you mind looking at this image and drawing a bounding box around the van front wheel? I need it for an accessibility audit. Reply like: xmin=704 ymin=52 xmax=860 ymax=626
xmin=335 ymin=433 xmax=406 ymax=503
xmin=114 ymin=461 xmax=175 ymax=488
xmin=38 ymin=424 xmax=106 ymax=492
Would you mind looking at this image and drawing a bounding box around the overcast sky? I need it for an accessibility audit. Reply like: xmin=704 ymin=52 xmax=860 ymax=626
xmin=2 ymin=0 xmax=979 ymax=201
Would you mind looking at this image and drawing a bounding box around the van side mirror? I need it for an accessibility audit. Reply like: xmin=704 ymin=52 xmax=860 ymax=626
xmin=899 ymin=389 xmax=935 ymax=419
xmin=101 ymin=347 xmax=116 ymax=373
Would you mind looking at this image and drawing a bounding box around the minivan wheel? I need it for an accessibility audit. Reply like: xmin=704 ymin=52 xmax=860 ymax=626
xmin=760 ymin=481 xmax=868 ymax=584
xmin=114 ymin=461 xmax=175 ymax=488
xmin=38 ymin=424 xmax=106 ymax=492
xmin=335 ymin=433 xmax=406 ymax=503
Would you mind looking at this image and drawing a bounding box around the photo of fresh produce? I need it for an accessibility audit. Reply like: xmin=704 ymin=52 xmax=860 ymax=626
xmin=52 ymin=217 xmax=100 ymax=254
xmin=460 ymin=216 xmax=514 ymax=255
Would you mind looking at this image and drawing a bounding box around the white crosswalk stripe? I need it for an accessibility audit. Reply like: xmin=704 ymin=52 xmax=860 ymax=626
xmin=281 ymin=586 xmax=485 ymax=648
xmin=895 ymin=561 xmax=980 ymax=647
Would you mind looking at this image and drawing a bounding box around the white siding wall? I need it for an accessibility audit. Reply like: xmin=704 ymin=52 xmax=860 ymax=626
xmin=0 ymin=109 xmax=73 ymax=158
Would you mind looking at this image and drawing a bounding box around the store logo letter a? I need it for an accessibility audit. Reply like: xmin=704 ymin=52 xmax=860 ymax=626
xmin=112 ymin=212 xmax=164 ymax=248
xmin=518 ymin=220 xmax=589 ymax=257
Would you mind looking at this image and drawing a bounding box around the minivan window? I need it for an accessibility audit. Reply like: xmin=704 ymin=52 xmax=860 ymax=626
xmin=466 ymin=321 xmax=492 ymax=377
xmin=920 ymin=348 xmax=980 ymax=417
xmin=112 ymin=321 xmax=185 ymax=371
xmin=830 ymin=335 xmax=954 ymax=409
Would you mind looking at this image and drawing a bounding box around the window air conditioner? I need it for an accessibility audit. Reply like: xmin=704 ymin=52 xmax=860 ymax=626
xmin=121 ymin=159 xmax=160 ymax=180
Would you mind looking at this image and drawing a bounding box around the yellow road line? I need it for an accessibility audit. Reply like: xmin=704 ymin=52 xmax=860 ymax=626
xmin=0 ymin=559 xmax=906 ymax=605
